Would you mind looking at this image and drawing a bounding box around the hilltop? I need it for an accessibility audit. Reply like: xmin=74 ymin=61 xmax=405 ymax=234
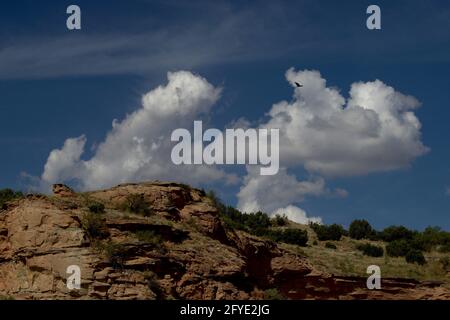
xmin=0 ymin=182 xmax=448 ymax=300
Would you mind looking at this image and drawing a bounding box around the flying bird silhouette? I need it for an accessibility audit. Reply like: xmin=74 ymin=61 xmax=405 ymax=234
xmin=295 ymin=82 xmax=303 ymax=88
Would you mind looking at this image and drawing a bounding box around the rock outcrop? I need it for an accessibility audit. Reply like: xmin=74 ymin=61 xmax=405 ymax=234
xmin=0 ymin=182 xmax=448 ymax=300
xmin=52 ymin=184 xmax=76 ymax=198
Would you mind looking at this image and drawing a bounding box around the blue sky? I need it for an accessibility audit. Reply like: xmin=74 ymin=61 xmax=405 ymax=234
xmin=0 ymin=0 xmax=450 ymax=230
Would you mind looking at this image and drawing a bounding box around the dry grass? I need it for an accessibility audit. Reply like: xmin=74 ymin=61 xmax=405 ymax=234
xmin=281 ymin=234 xmax=450 ymax=288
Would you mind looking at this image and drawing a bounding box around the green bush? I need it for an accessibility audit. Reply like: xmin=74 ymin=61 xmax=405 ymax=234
xmin=438 ymin=243 xmax=450 ymax=253
xmin=246 ymin=212 xmax=272 ymax=235
xmin=264 ymin=288 xmax=284 ymax=300
xmin=310 ymin=223 xmax=345 ymax=241
xmin=272 ymin=214 xmax=289 ymax=227
xmin=102 ymin=242 xmax=128 ymax=269
xmin=325 ymin=242 xmax=337 ymax=249
xmin=81 ymin=213 xmax=109 ymax=239
xmin=214 ymin=195 xmax=273 ymax=235
xmin=349 ymin=219 xmax=375 ymax=240
xmin=88 ymin=202 xmax=105 ymax=214
xmin=386 ymin=239 xmax=411 ymax=257
xmin=122 ymin=194 xmax=152 ymax=216
xmin=219 ymin=206 xmax=271 ymax=234
xmin=408 ymin=234 xmax=430 ymax=252
xmin=214 ymin=194 xmax=307 ymax=246
xmin=0 ymin=189 xmax=24 ymax=209
xmin=439 ymin=257 xmax=450 ymax=271
xmin=356 ymin=243 xmax=384 ymax=257
xmin=421 ymin=226 xmax=443 ymax=245
xmin=268 ymin=228 xmax=308 ymax=246
xmin=418 ymin=226 xmax=450 ymax=251
xmin=405 ymin=249 xmax=426 ymax=265
xmin=380 ymin=225 xmax=415 ymax=242
xmin=219 ymin=205 xmax=308 ymax=245
xmin=219 ymin=206 xmax=246 ymax=230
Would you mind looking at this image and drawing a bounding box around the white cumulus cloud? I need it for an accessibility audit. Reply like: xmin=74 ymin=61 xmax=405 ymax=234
xmin=36 ymin=68 xmax=428 ymax=226
xmin=262 ymin=68 xmax=429 ymax=177
xmin=237 ymin=68 xmax=428 ymax=221
xmin=237 ymin=166 xmax=326 ymax=213
xmin=42 ymin=136 xmax=87 ymax=183
xmin=236 ymin=166 xmax=345 ymax=223
xmin=40 ymin=71 xmax=237 ymax=190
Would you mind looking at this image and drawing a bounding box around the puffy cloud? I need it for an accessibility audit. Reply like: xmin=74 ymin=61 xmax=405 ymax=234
xmin=263 ymin=68 xmax=429 ymax=177
xmin=38 ymin=68 xmax=428 ymax=227
xmin=237 ymin=68 xmax=427 ymax=221
xmin=41 ymin=71 xmax=237 ymax=190
xmin=237 ymin=166 xmax=326 ymax=213
xmin=42 ymin=136 xmax=86 ymax=183
xmin=272 ymin=205 xmax=322 ymax=225
xmin=236 ymin=166 xmax=345 ymax=223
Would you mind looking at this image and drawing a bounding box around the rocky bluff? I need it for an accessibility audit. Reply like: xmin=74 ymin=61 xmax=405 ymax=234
xmin=0 ymin=182 xmax=448 ymax=300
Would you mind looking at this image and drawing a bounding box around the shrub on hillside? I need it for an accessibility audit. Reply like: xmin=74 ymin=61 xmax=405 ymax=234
xmin=245 ymin=212 xmax=272 ymax=235
xmin=272 ymin=214 xmax=289 ymax=227
xmin=218 ymin=206 xmax=308 ymax=245
xmin=88 ymin=202 xmax=105 ymax=214
xmin=310 ymin=223 xmax=345 ymax=241
xmin=121 ymin=194 xmax=152 ymax=216
xmin=407 ymin=234 xmax=433 ymax=252
xmin=219 ymin=206 xmax=246 ymax=230
xmin=81 ymin=213 xmax=109 ymax=239
xmin=0 ymin=189 xmax=24 ymax=209
xmin=386 ymin=239 xmax=411 ymax=257
xmin=325 ymin=242 xmax=337 ymax=249
xmin=405 ymin=249 xmax=426 ymax=265
xmin=356 ymin=243 xmax=384 ymax=257
xmin=269 ymin=228 xmax=308 ymax=247
xmin=220 ymin=206 xmax=271 ymax=234
xmin=438 ymin=243 xmax=450 ymax=253
xmin=419 ymin=226 xmax=450 ymax=251
xmin=102 ymin=242 xmax=128 ymax=269
xmin=349 ymin=219 xmax=375 ymax=240
xmin=380 ymin=225 xmax=415 ymax=242
xmin=264 ymin=288 xmax=284 ymax=300
xmin=439 ymin=257 xmax=450 ymax=271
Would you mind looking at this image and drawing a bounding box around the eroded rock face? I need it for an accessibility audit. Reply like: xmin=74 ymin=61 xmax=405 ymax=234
xmin=89 ymin=182 xmax=194 ymax=213
xmin=0 ymin=197 xmax=99 ymax=299
xmin=52 ymin=184 xmax=76 ymax=198
xmin=0 ymin=182 xmax=448 ymax=300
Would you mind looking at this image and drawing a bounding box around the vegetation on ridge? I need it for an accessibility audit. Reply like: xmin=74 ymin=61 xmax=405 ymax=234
xmin=205 ymin=189 xmax=450 ymax=278
xmin=206 ymin=191 xmax=308 ymax=246
xmin=0 ymin=188 xmax=24 ymax=209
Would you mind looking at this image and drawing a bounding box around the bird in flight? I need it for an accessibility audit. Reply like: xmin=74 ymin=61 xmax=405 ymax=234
xmin=295 ymin=82 xmax=303 ymax=88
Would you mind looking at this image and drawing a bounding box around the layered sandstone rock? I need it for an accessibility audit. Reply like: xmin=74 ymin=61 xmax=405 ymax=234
xmin=0 ymin=182 xmax=448 ymax=300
